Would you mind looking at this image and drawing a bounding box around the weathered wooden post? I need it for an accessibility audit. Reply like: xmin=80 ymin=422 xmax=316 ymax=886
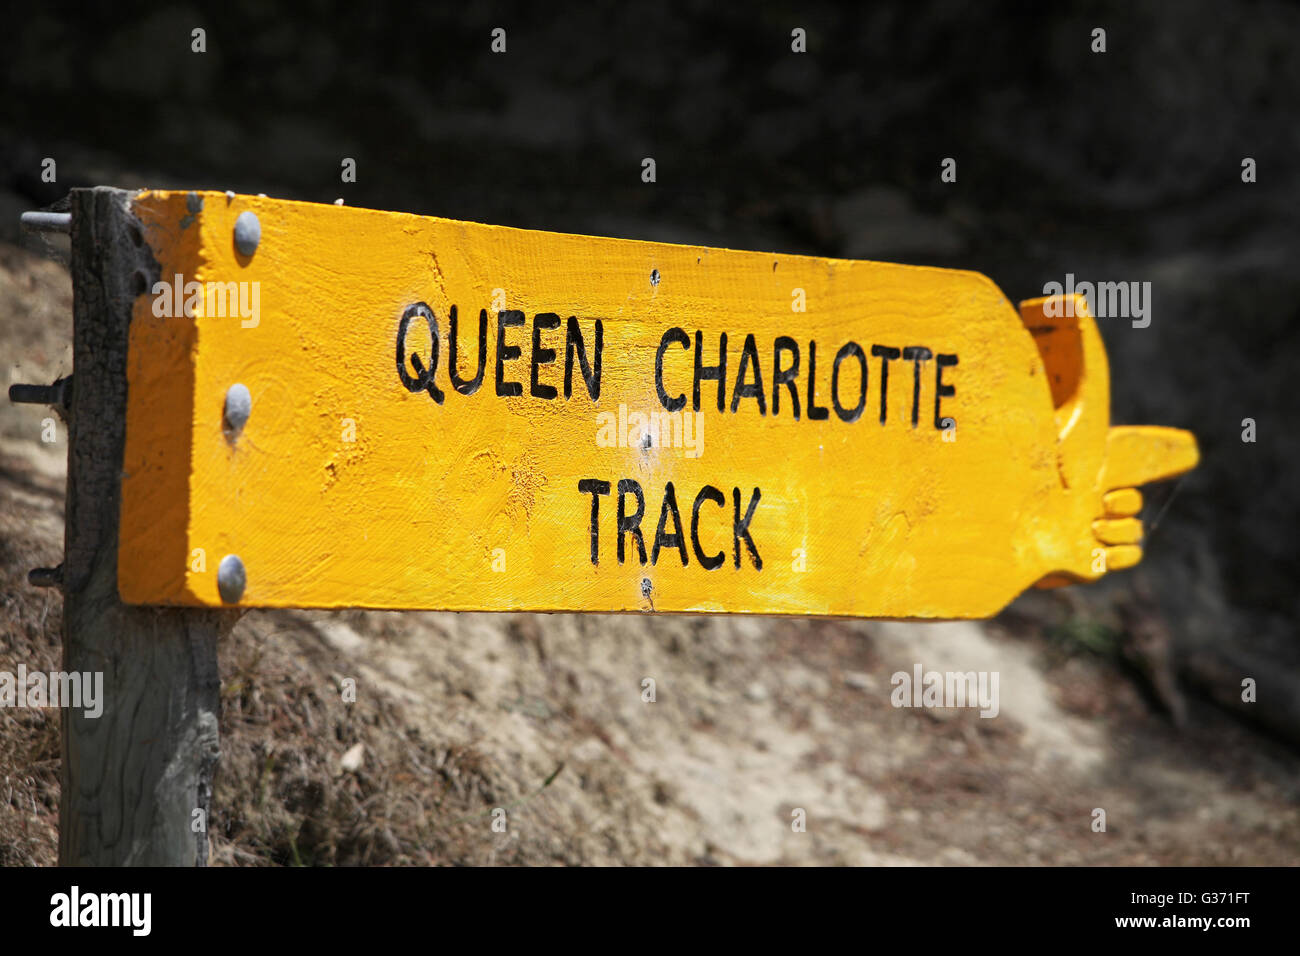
xmin=57 ymin=187 xmax=227 ymax=865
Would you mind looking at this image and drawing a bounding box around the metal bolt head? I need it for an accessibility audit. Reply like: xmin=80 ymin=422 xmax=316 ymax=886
xmin=233 ymin=211 xmax=261 ymax=256
xmin=224 ymin=383 xmax=251 ymax=435
xmin=217 ymin=554 xmax=246 ymax=603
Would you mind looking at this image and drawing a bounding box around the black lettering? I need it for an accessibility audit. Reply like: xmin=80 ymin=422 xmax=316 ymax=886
xmin=656 ymin=327 xmax=690 ymax=412
xmin=693 ymin=331 xmax=727 ymax=413
xmin=871 ymin=345 xmax=901 ymax=423
xmin=395 ymin=302 xmax=444 ymax=405
xmin=772 ymin=336 xmax=800 ymax=419
xmin=617 ymin=479 xmax=647 ymax=565
xmin=831 ymin=342 xmax=867 ymax=423
xmin=651 ymin=482 xmax=689 ymax=566
xmin=733 ymin=487 xmax=763 ymax=570
xmin=934 ymin=353 xmax=958 ymax=429
xmin=691 ymin=485 xmax=726 ymax=570
xmin=806 ymin=340 xmax=829 ymax=420
xmin=448 ymin=306 xmax=487 ymax=395
xmin=564 ymin=316 xmax=603 ymax=400
xmin=495 ymin=310 xmax=525 ymax=397
xmin=577 ymin=479 xmax=611 ymax=565
xmin=902 ymin=346 xmax=933 ymax=428
xmin=730 ymin=333 xmax=767 ymax=414
xmin=530 ymin=312 xmax=561 ymax=399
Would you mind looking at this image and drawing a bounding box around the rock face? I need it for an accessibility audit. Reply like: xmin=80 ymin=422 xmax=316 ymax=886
xmin=0 ymin=1 xmax=1297 ymax=865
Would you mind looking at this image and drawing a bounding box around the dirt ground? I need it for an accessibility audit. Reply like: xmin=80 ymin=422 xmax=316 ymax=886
xmin=1 ymin=242 xmax=1296 ymax=866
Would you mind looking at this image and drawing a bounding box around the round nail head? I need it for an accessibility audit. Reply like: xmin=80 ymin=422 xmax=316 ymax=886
xmin=224 ymin=383 xmax=252 ymax=434
xmin=234 ymin=210 xmax=261 ymax=256
xmin=217 ymin=554 xmax=246 ymax=603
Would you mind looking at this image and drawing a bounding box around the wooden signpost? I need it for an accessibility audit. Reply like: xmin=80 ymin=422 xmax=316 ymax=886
xmin=118 ymin=189 xmax=1196 ymax=618
xmin=18 ymin=187 xmax=1198 ymax=864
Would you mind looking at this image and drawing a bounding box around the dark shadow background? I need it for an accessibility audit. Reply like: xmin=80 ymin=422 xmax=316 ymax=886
xmin=4 ymin=0 xmax=1297 ymax=693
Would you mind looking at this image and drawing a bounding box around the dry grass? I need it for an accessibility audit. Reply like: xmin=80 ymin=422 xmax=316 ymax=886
xmin=210 ymin=611 xmax=512 ymax=866
xmin=0 ymin=458 xmax=64 ymax=866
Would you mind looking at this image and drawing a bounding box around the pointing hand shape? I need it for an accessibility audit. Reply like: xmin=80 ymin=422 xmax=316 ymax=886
xmin=1016 ymin=293 xmax=1199 ymax=588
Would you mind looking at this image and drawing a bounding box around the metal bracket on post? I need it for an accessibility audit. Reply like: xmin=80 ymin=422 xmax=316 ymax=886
xmin=20 ymin=211 xmax=72 ymax=234
xmin=9 ymin=375 xmax=73 ymax=419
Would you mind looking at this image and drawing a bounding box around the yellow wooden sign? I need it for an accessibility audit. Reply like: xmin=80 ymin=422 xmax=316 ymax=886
xmin=117 ymin=190 xmax=1198 ymax=617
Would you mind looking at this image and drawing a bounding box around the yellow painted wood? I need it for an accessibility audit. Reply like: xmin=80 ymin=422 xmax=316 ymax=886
xmin=117 ymin=191 xmax=1199 ymax=617
xmin=1102 ymin=488 xmax=1143 ymax=517
xmin=1092 ymin=518 xmax=1143 ymax=545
